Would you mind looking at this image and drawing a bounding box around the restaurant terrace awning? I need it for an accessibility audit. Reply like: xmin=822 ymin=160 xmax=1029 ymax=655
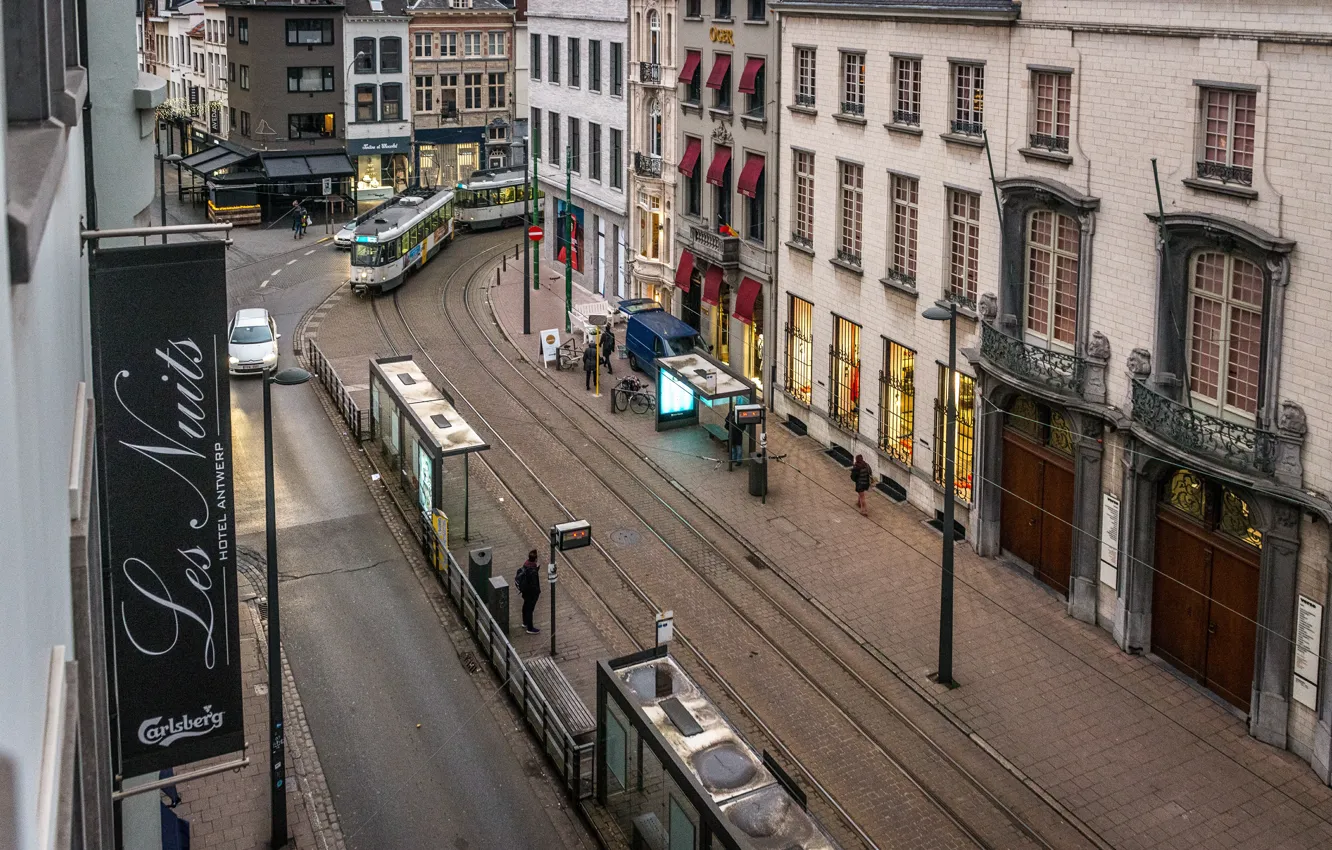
xmin=260 ymin=151 xmax=355 ymax=180
xmin=180 ymin=145 xmax=253 ymax=177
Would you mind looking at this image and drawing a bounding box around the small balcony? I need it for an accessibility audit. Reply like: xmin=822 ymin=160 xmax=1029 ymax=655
xmin=839 ymin=100 xmax=865 ymax=118
xmin=689 ymin=224 xmax=739 ymax=268
xmin=1130 ymin=378 xmax=1280 ymax=476
xmin=892 ymin=109 xmax=919 ymax=126
xmin=639 ymin=62 xmax=662 ymax=85
xmin=951 ymin=119 xmax=983 ymax=137
xmin=794 ymin=93 xmax=815 ymax=109
xmin=1029 ymin=132 xmax=1069 ymax=153
xmin=633 ymin=152 xmax=662 ymax=179
xmin=1195 ymin=160 xmax=1253 ymax=186
xmin=979 ymin=322 xmax=1086 ymax=398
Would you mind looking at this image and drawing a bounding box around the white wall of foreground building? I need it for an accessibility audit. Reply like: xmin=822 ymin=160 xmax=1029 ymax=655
xmin=626 ymin=0 xmax=678 ymax=306
xmin=772 ymin=0 xmax=1332 ymax=780
xmin=528 ymin=0 xmax=630 ymax=299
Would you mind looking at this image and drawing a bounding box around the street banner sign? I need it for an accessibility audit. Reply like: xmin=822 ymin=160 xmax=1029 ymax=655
xmin=527 ymin=225 xmax=543 ymax=241
xmin=90 ymin=241 xmax=244 ymax=776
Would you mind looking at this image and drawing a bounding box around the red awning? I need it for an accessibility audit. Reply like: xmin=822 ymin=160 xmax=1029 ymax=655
xmin=675 ymin=249 xmax=696 ymax=291
xmin=738 ymin=57 xmax=764 ymax=95
xmin=702 ymin=265 xmax=724 ymax=306
xmin=679 ymin=51 xmax=701 ymax=85
xmin=705 ymin=54 xmax=731 ymax=90
xmin=706 ymin=145 xmax=732 ymax=187
xmin=732 ymin=277 xmax=762 ymax=324
xmin=678 ymin=138 xmax=702 ymax=177
xmin=737 ymin=154 xmax=765 ymax=198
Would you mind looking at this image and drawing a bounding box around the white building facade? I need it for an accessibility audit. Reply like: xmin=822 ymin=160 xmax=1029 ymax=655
xmin=626 ymin=0 xmax=679 ymax=306
xmin=528 ymin=0 xmax=630 ymax=298
xmin=346 ymin=0 xmax=414 ymax=204
xmin=772 ymin=0 xmax=1332 ymax=780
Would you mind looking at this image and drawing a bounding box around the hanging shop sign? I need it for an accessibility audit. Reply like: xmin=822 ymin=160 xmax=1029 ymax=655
xmin=90 ymin=241 xmax=244 ymax=776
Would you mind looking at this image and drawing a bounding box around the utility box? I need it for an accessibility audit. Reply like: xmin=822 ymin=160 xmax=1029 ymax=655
xmin=488 ymin=576 xmax=510 ymax=636
xmin=468 ymin=547 xmax=493 ymax=601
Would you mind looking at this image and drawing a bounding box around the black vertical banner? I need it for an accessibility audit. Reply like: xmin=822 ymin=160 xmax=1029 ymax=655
xmin=90 ymin=242 xmax=244 ymax=776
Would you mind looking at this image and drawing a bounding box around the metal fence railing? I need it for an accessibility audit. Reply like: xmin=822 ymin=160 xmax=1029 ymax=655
xmin=425 ymin=521 xmax=595 ymax=801
xmin=306 ymin=339 xmax=370 ymax=441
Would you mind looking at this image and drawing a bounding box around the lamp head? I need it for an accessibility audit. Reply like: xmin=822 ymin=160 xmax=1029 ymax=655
xmin=273 ymin=367 xmax=312 ymax=386
xmin=922 ymin=305 xmax=954 ymax=322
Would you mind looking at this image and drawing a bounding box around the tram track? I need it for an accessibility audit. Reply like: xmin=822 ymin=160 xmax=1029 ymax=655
xmin=361 ymin=232 xmax=1081 ymax=850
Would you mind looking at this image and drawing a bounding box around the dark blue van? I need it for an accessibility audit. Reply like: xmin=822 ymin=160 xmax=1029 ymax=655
xmin=625 ymin=309 xmax=700 ymax=374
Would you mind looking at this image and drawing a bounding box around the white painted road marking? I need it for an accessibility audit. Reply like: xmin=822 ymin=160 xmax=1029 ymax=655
xmin=304 ymin=250 xmax=315 ymax=256
xmin=287 ymin=258 xmax=298 ymax=265
xmin=271 ymin=268 xmax=282 ymax=275
xmin=261 ymin=280 xmax=269 ymax=287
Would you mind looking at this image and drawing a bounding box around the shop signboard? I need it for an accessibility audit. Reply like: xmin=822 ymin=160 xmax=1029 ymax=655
xmin=347 ymin=136 xmax=411 ymax=157
xmin=89 ymin=241 xmax=244 ymax=775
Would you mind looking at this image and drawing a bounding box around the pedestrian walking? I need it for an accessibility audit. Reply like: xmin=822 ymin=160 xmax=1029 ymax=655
xmin=851 ymin=454 xmax=872 ymax=516
xmin=583 ymin=341 xmax=597 ymax=391
xmin=291 ymin=201 xmax=305 ymax=240
xmin=515 ymin=550 xmax=542 ymax=634
xmin=599 ymin=325 xmax=616 ymax=376
xmin=725 ymin=408 xmax=744 ymax=466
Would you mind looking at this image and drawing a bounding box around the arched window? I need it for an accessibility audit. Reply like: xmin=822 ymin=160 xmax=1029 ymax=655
xmin=1187 ymin=252 xmax=1263 ymax=418
xmin=648 ymin=99 xmax=662 ymax=157
xmin=1024 ymin=210 xmax=1079 ymax=348
xmin=648 ymin=11 xmax=660 ymax=65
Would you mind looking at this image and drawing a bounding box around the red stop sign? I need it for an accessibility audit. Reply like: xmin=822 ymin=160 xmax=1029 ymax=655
xmin=527 ymin=225 xmax=544 ymax=241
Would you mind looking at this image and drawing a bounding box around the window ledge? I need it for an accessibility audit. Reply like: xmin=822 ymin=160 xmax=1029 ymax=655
xmin=787 ymin=103 xmax=817 ymax=117
xmin=134 ymin=71 xmax=168 ymax=110
xmin=708 ymin=107 xmax=734 ymax=121
xmin=785 ymin=239 xmax=815 ymax=257
xmin=7 ymin=121 xmax=71 ymax=284
xmin=829 ymin=257 xmax=864 ymax=276
xmin=682 ymin=101 xmax=703 ymax=115
xmin=1182 ymin=177 xmax=1259 ymax=200
xmin=684 ymin=15 xmax=704 ymax=21
xmin=744 ymin=18 xmax=770 ymax=26
xmin=1019 ymin=146 xmax=1072 ymax=166
xmin=940 ymin=132 xmax=986 ymax=149
xmin=833 ymin=113 xmax=867 ymax=127
xmin=885 ymin=122 xmax=923 ymax=137
xmin=880 ymin=275 xmax=919 ymax=298
xmin=740 ymin=114 xmax=768 ymax=131
xmin=780 ymin=388 xmax=812 ymax=409
xmin=714 ymin=16 xmax=735 ymax=23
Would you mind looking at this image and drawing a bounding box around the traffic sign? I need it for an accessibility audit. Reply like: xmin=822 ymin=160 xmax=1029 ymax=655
xmin=321 ymin=177 xmax=332 ymax=195
xmin=527 ymin=225 xmax=544 ymax=241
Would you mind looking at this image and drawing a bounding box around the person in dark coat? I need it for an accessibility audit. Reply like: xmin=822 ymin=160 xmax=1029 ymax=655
xmin=291 ymin=201 xmax=304 ymax=239
xmin=600 ymin=326 xmax=616 ymax=376
xmin=516 ymin=550 xmax=542 ymax=634
xmin=851 ymin=454 xmax=872 ymax=516
xmin=725 ymin=409 xmax=744 ymax=465
xmin=583 ymin=341 xmax=598 ymax=390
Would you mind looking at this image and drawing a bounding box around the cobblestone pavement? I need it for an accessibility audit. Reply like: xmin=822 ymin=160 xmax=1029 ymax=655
xmin=481 ymin=259 xmax=1332 ymax=849
xmin=168 ymin=554 xmax=344 ymax=850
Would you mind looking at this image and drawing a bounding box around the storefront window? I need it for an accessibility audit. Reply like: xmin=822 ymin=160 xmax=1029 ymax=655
xmin=829 ymin=314 xmax=860 ymax=431
xmin=744 ymin=290 xmax=763 ymax=389
xmin=933 ymin=366 xmax=975 ymax=501
xmin=784 ymin=295 xmax=813 ymax=404
xmin=1163 ymin=468 xmax=1262 ymax=549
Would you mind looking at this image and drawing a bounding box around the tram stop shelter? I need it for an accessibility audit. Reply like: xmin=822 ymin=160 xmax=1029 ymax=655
xmin=596 ymin=646 xmax=840 ymax=850
xmin=653 ymin=350 xmax=755 ymax=438
xmin=368 ymin=356 xmax=489 ymax=543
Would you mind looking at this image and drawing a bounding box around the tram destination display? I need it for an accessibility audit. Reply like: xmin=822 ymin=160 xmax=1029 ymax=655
xmin=90 ymin=241 xmax=245 ymax=775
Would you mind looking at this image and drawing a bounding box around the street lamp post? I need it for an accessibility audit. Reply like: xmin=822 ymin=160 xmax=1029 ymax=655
xmin=564 ymin=144 xmax=573 ymax=334
xmin=522 ymin=135 xmax=531 ymax=335
xmin=923 ymin=301 xmax=959 ymax=688
xmin=158 ymin=152 xmax=182 ymax=242
xmin=262 ymin=365 xmax=312 ymax=849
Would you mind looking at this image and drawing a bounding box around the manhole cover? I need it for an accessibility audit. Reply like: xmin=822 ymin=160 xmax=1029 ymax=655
xmin=609 ymin=529 xmax=640 ymax=546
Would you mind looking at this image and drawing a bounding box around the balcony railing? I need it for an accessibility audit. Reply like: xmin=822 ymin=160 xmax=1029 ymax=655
xmin=794 ymin=92 xmax=815 ymax=108
xmin=1130 ymin=378 xmax=1277 ymax=475
xmin=639 ymin=62 xmax=661 ymax=84
xmin=979 ymin=322 xmax=1085 ymax=397
xmin=943 ymin=287 xmax=976 ymax=312
xmin=839 ymin=100 xmax=865 ymax=117
xmin=1029 ymin=132 xmax=1069 ymax=153
xmin=951 ymin=119 xmax=983 ymax=136
xmin=633 ymin=152 xmax=662 ymax=178
xmin=789 ymin=231 xmax=813 ymax=250
xmin=690 ymin=224 xmax=739 ymax=268
xmin=892 ymin=109 xmax=919 ymax=126
xmin=835 ymin=248 xmax=862 ymax=268
xmin=1195 ymin=160 xmax=1253 ymax=186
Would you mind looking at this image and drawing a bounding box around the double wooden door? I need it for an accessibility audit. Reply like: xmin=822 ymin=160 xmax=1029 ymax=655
xmin=1001 ymin=430 xmax=1075 ymax=595
xmin=1152 ymin=508 xmax=1260 ymax=712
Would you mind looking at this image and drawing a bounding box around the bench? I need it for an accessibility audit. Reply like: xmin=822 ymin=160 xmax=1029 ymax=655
xmin=702 ymin=423 xmax=729 ymax=443
xmin=525 ymin=656 xmax=596 ymax=744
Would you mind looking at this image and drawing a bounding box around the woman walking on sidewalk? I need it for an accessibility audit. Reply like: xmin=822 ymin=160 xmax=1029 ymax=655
xmin=516 ymin=550 xmax=541 ymax=634
xmin=851 ymin=454 xmax=872 ymax=516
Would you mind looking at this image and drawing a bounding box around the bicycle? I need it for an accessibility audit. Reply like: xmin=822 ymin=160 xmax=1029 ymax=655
xmin=554 ymin=338 xmax=582 ymax=371
xmin=612 ymin=376 xmax=655 ymax=414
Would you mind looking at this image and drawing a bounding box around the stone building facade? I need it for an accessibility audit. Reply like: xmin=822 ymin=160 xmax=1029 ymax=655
xmin=528 ymin=0 xmax=630 ymax=298
xmin=626 ymin=0 xmax=680 ymax=306
xmin=345 ymin=0 xmax=414 ymax=206
xmin=407 ymin=0 xmax=515 ymax=186
xmin=771 ymin=0 xmax=1332 ymax=780
xmin=673 ymin=0 xmax=777 ymax=390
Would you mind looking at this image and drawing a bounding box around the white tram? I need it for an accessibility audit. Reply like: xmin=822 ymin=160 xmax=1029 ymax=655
xmin=454 ymin=166 xmax=543 ymax=231
xmin=350 ymin=186 xmax=455 ymax=296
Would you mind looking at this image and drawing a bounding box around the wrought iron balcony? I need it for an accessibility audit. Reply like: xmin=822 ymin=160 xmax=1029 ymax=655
xmin=951 ymin=119 xmax=984 ymax=136
xmin=892 ymin=109 xmax=919 ymax=126
xmin=690 ymin=224 xmax=739 ymax=268
xmin=979 ymin=322 xmax=1086 ymax=397
xmin=835 ymin=248 xmax=862 ymax=268
xmin=943 ymin=288 xmax=976 ymax=312
xmin=794 ymin=93 xmax=815 ymax=108
xmin=639 ymin=62 xmax=662 ymax=84
xmin=1130 ymin=378 xmax=1277 ymax=475
xmin=633 ymin=152 xmax=662 ymax=179
xmin=1029 ymin=132 xmax=1069 ymax=153
xmin=788 ymin=232 xmax=813 ymax=251
xmin=1195 ymin=160 xmax=1253 ymax=186
xmin=839 ymin=100 xmax=865 ymax=117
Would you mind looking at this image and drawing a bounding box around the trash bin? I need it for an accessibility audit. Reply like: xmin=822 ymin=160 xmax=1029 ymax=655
xmin=748 ymin=452 xmax=767 ymax=498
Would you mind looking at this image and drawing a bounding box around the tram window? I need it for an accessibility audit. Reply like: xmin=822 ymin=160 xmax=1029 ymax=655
xmin=500 ymin=186 xmax=516 ymax=204
xmin=353 ymin=243 xmax=377 ymax=264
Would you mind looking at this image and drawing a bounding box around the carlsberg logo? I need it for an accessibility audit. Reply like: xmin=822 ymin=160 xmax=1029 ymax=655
xmin=138 ymin=706 xmax=226 ymax=747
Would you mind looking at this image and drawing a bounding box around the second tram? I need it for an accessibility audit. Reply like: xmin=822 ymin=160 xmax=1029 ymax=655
xmin=350 ymin=186 xmax=455 ymax=296
xmin=454 ymin=166 xmax=543 ymax=231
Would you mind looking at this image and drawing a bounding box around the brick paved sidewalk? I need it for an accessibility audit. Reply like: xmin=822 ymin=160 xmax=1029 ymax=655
xmin=489 ymin=265 xmax=1332 ymax=849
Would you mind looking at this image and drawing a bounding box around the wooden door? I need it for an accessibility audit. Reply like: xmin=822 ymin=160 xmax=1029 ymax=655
xmin=1001 ymin=432 xmax=1044 ymax=571
xmin=1038 ymin=461 xmax=1075 ymax=595
xmin=1205 ymin=544 xmax=1260 ymax=711
xmin=1152 ymin=511 xmax=1210 ymax=681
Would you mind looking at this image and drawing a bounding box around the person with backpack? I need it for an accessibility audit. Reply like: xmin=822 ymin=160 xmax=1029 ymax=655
xmin=851 ymin=454 xmax=872 ymax=516
xmin=291 ymin=201 xmax=305 ymax=240
xmin=583 ymin=340 xmax=598 ymax=391
xmin=599 ymin=325 xmax=616 ymax=376
xmin=515 ymin=550 xmax=542 ymax=634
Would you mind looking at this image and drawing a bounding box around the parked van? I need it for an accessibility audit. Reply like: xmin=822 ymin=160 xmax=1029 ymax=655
xmin=625 ymin=309 xmax=700 ymax=374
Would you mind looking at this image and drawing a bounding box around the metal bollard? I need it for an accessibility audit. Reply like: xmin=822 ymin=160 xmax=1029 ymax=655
xmin=503 ymin=254 xmax=507 ymax=272
xmin=489 ymin=576 xmax=510 ymax=637
xmin=468 ymin=547 xmax=493 ymax=602
xmin=496 ymin=267 xmax=501 ymax=286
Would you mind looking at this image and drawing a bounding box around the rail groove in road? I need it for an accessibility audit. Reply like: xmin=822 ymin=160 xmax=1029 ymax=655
xmin=357 ymin=232 xmax=1078 ymax=850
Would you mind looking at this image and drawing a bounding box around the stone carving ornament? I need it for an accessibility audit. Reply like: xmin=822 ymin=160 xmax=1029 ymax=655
xmin=978 ymin=292 xmax=998 ymax=323
xmin=1278 ymin=400 xmax=1307 ymax=436
xmin=711 ymin=123 xmax=733 ymax=146
xmin=1087 ymin=330 xmax=1110 ymax=361
xmin=1127 ymin=348 xmax=1152 ymax=378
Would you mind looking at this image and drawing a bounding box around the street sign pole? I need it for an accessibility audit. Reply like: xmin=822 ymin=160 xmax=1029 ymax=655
xmin=532 ymin=137 xmax=540 ymax=292
xmin=564 ymin=144 xmax=573 ymax=335
xmin=523 ymin=136 xmax=531 ymax=335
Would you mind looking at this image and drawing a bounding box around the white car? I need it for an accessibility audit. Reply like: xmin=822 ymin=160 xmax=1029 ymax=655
xmin=228 ymin=308 xmax=279 ymax=376
xmin=334 ymin=220 xmax=357 ymax=249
